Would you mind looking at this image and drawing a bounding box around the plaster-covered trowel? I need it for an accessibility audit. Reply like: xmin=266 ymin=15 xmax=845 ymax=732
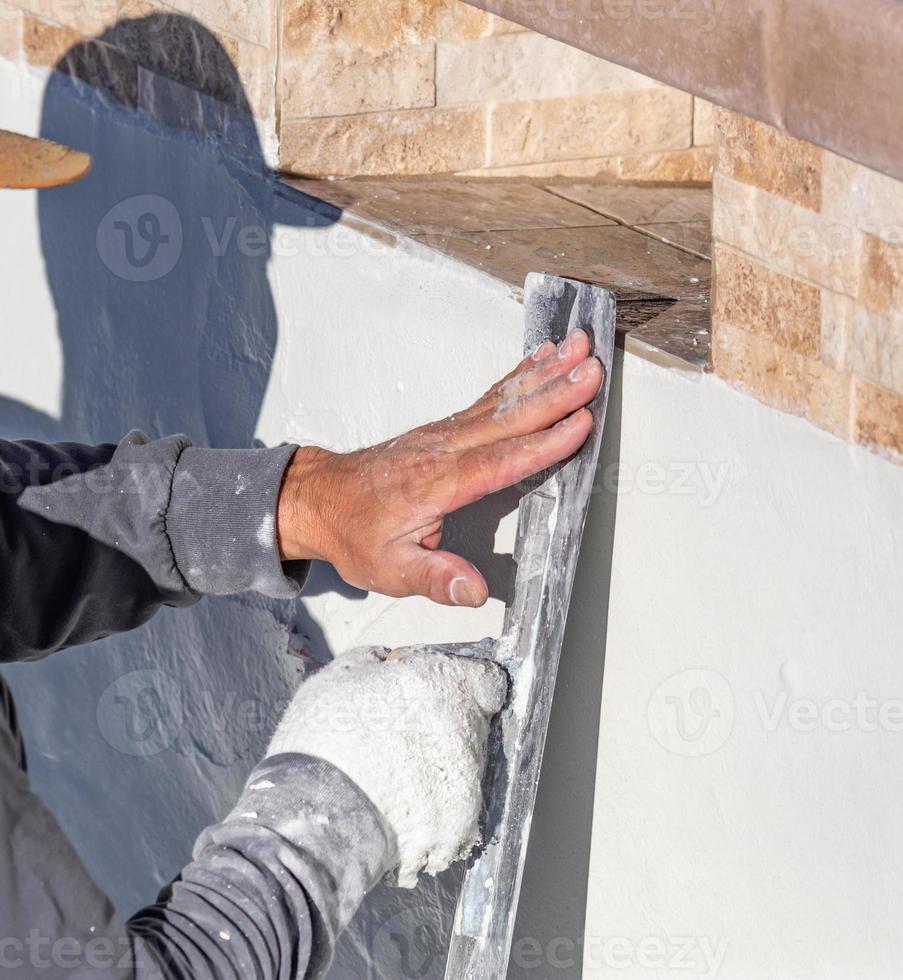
xmin=443 ymin=273 xmax=616 ymax=979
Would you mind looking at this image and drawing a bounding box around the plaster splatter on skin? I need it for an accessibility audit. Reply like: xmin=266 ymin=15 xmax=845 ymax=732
xmin=267 ymin=646 xmax=507 ymax=888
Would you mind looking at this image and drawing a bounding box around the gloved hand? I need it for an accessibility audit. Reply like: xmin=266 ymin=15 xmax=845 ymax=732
xmin=267 ymin=646 xmax=507 ymax=887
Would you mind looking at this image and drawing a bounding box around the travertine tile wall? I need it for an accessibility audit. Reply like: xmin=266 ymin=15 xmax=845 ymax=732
xmin=713 ymin=108 xmax=903 ymax=464
xmin=0 ymin=0 xmax=279 ymax=147
xmin=279 ymin=0 xmax=714 ymax=178
xmin=1 ymin=0 xmax=713 ymax=179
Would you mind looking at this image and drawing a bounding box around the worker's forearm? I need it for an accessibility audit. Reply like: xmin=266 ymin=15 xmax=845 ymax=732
xmin=0 ymin=431 xmax=307 ymax=662
xmin=0 ymin=730 xmax=387 ymax=980
xmin=130 ymin=755 xmax=390 ymax=980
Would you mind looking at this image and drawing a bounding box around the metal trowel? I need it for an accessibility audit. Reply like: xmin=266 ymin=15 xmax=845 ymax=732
xmin=376 ymin=274 xmax=615 ymax=978
xmin=447 ymin=273 xmax=615 ymax=979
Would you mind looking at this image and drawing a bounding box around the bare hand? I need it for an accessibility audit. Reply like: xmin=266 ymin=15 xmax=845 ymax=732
xmin=277 ymin=331 xmax=603 ymax=606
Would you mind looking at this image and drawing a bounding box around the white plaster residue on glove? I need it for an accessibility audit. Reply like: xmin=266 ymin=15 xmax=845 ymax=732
xmin=267 ymin=646 xmax=507 ymax=888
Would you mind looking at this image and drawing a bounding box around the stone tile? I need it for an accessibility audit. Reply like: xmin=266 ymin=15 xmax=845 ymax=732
xmin=639 ymin=221 xmax=711 ymax=258
xmin=60 ymin=42 xmax=140 ymax=108
xmin=22 ymin=13 xmax=81 ymax=68
xmin=860 ymin=234 xmax=903 ymax=318
xmin=819 ymin=288 xmax=852 ymax=371
xmin=282 ymin=177 xmax=614 ymax=234
xmin=412 ymin=224 xmax=711 ymax=302
xmin=715 ymin=108 xmax=822 ymax=212
xmin=280 ymin=104 xmax=487 ymax=176
xmin=489 ymin=88 xmax=692 ymax=169
xmin=626 ymin=301 xmax=710 ymax=372
xmin=283 ymin=0 xmax=514 ymax=55
xmin=549 ymin=182 xmax=711 ymax=225
xmin=436 ymin=32 xmax=657 ymax=107
xmin=173 ymin=0 xmax=273 ymax=48
xmin=712 ymin=323 xmax=853 ymax=439
xmin=215 ymin=34 xmax=274 ymax=121
xmin=615 ymin=147 xmax=713 ymax=182
xmin=854 ymin=378 xmax=903 ymax=461
xmin=458 ymin=147 xmax=713 ymax=181
xmin=846 ymin=305 xmax=903 ymax=396
xmin=821 ymin=151 xmax=903 ymax=246
xmin=713 ymin=174 xmax=862 ymax=297
xmin=16 ymin=0 xmax=116 ymax=37
xmin=283 ymin=43 xmax=434 ymax=119
xmin=0 ymin=3 xmax=21 ymax=60
xmin=462 ymin=0 xmax=786 ymax=127
xmin=693 ymin=97 xmax=715 ymax=146
xmin=96 ymin=14 xmax=262 ymax=114
xmin=786 ymin=0 xmax=903 ymax=185
xmin=713 ymin=244 xmax=820 ymax=356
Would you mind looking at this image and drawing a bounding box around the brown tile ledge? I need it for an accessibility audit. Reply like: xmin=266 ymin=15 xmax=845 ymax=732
xmin=280 ymin=174 xmax=712 ymax=372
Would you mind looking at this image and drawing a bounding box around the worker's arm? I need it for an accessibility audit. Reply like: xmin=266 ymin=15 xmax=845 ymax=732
xmin=1 ymin=649 xmax=504 ymax=979
xmin=0 ymin=330 xmax=602 ymax=662
xmin=0 ymin=431 xmax=307 ymax=662
xmin=0 ymin=334 xmax=601 ymax=977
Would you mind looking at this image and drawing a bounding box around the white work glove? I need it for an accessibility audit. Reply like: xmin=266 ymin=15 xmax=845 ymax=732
xmin=267 ymin=645 xmax=507 ymax=888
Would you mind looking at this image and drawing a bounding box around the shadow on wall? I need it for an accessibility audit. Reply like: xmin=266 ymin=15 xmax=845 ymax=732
xmin=0 ymin=14 xmax=356 ymax=915
xmin=0 ymin=13 xmax=520 ymax=971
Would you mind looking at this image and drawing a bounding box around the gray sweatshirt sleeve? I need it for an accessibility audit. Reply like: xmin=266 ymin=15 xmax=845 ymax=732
xmin=0 ymin=430 xmax=307 ymax=661
xmin=0 ymin=432 xmax=391 ymax=978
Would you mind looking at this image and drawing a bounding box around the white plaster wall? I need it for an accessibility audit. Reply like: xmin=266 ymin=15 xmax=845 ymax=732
xmin=3 ymin=55 xmax=903 ymax=980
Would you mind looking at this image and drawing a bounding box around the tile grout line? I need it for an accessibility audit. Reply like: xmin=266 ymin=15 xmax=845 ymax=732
xmin=541 ymin=185 xmax=712 ymax=262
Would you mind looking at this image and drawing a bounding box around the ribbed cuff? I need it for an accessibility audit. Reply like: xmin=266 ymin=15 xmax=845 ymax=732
xmin=165 ymin=444 xmax=309 ymax=597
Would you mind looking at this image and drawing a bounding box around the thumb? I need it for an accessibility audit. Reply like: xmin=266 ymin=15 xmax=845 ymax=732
xmin=403 ymin=547 xmax=489 ymax=607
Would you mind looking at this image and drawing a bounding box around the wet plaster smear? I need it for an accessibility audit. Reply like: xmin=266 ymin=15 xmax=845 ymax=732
xmin=3 ymin=55 xmax=903 ymax=980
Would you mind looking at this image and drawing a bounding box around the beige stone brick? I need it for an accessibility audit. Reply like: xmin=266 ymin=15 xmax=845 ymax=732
xmin=488 ymin=87 xmax=691 ymax=169
xmin=113 ymin=0 xmax=275 ymax=121
xmin=860 ymin=233 xmax=903 ymax=317
xmin=822 ymin=150 xmax=903 ymax=246
xmin=854 ymin=379 xmax=903 ymax=462
xmin=173 ymin=0 xmax=273 ymax=48
xmin=436 ymin=32 xmax=656 ymax=107
xmin=714 ymin=244 xmax=820 ymax=356
xmin=693 ymin=97 xmax=715 ymax=146
xmin=217 ymin=34 xmax=274 ymax=121
xmin=713 ymin=173 xmax=862 ymax=297
xmin=821 ymin=283 xmax=903 ymax=395
xmin=283 ymin=43 xmax=434 ymax=119
xmin=820 ymin=288 xmax=852 ymax=371
xmin=283 ymin=0 xmax=515 ymax=55
xmin=22 ymin=12 xmax=81 ymax=67
xmin=17 ymin=0 xmax=116 ymax=38
xmin=280 ymin=103 xmax=486 ymax=176
xmin=715 ymin=108 xmax=822 ymax=212
xmin=616 ymin=146 xmax=713 ymax=182
xmin=458 ymin=147 xmax=713 ymax=181
xmin=0 ymin=3 xmax=22 ymax=59
xmin=712 ymin=323 xmax=853 ymax=439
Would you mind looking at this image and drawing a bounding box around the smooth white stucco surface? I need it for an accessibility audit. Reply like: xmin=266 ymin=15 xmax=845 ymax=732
xmin=3 ymin=55 xmax=903 ymax=980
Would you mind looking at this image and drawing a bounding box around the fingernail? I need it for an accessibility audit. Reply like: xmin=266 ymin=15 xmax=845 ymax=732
xmin=568 ymin=360 xmax=590 ymax=382
xmin=531 ymin=341 xmax=554 ymax=361
xmin=557 ymin=334 xmax=574 ymax=358
xmin=450 ymin=576 xmax=478 ymax=607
